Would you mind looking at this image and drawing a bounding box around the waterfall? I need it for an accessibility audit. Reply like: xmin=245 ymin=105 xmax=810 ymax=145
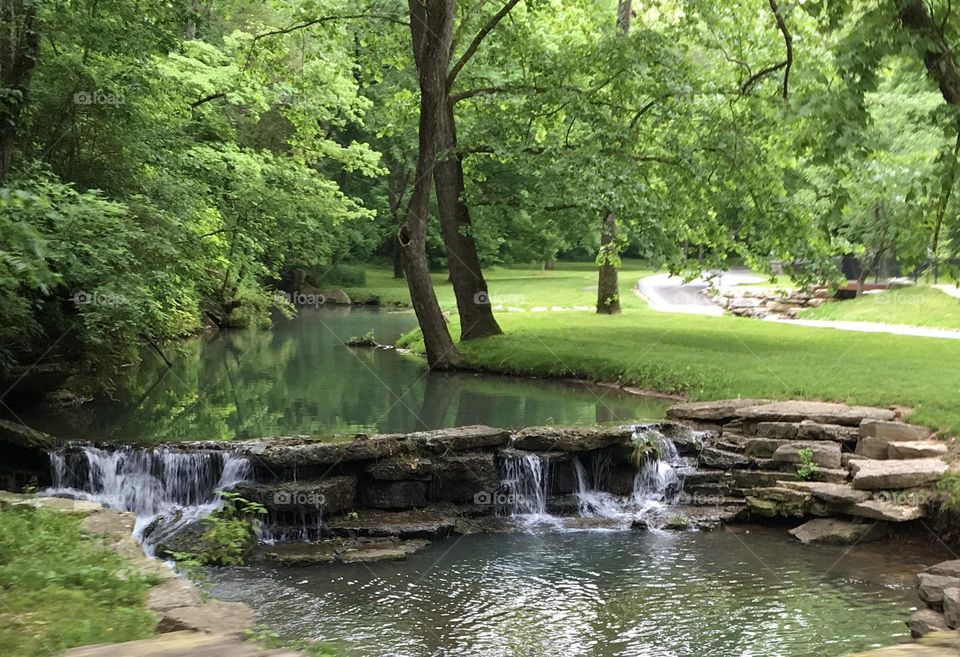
xmin=44 ymin=445 xmax=251 ymax=555
xmin=497 ymin=453 xmax=549 ymax=516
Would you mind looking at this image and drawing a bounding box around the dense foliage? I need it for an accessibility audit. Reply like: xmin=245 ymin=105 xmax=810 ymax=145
xmin=3 ymin=0 xmax=960 ymax=375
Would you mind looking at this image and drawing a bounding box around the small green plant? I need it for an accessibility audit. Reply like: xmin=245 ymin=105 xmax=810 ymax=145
xmin=245 ymin=625 xmax=339 ymax=657
xmin=795 ymin=448 xmax=817 ymax=480
xmin=171 ymin=492 xmax=266 ymax=572
xmin=665 ymin=513 xmax=689 ymax=530
xmin=936 ymin=472 xmax=960 ymax=510
xmin=631 ymin=437 xmax=663 ymax=468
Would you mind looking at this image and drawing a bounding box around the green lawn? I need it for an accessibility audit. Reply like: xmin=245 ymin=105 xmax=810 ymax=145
xmin=799 ymin=286 xmax=960 ymax=330
xmin=368 ymin=265 xmax=960 ymax=434
xmin=343 ymin=261 xmax=654 ymax=311
xmin=0 ymin=505 xmax=157 ymax=657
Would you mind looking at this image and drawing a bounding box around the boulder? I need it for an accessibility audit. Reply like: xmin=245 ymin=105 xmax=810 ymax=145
xmin=512 ymin=425 xmax=633 ymax=452
xmin=920 ymin=573 xmax=960 ymax=609
xmin=735 ymin=401 xmax=896 ymax=426
xmin=943 ymin=587 xmax=960 ymax=629
xmin=666 ymin=399 xmax=771 ymax=422
xmin=855 ymin=436 xmax=892 ymax=460
xmin=846 ymin=500 xmax=926 ymax=522
xmin=772 ymin=441 xmax=842 ymax=469
xmin=927 ymin=561 xmax=960 ymax=579
xmin=754 ymin=421 xmax=799 ymax=439
xmin=746 ymin=486 xmax=811 ymax=517
xmin=788 ymin=518 xmax=888 ymax=544
xmin=318 ymin=287 xmax=351 ymax=305
xmin=779 ymin=481 xmax=871 ymax=505
xmin=699 ymin=446 xmax=752 ymax=469
xmin=860 ymin=420 xmax=933 ymax=442
xmin=850 ymin=458 xmax=948 ymax=490
xmin=908 ymin=608 xmax=949 ymax=638
xmin=888 ymin=441 xmax=948 ymax=459
xmin=429 ymin=452 xmax=498 ymax=503
xmin=659 ymin=425 xmax=708 ymax=454
xmin=796 ymin=422 xmax=859 ymax=443
xmin=0 ymin=419 xmax=60 ymax=450
xmin=364 ymin=481 xmax=427 ymax=509
xmin=366 ymin=456 xmax=433 ymax=481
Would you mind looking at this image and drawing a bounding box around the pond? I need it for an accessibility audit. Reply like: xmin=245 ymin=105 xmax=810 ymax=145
xmin=209 ymin=528 xmax=922 ymax=657
xmin=15 ymin=307 xmax=668 ymax=443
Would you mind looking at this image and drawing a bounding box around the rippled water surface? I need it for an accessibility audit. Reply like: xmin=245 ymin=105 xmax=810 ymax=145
xmin=210 ymin=529 xmax=922 ymax=657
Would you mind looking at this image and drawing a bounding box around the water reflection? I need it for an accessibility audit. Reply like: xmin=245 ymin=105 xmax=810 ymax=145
xmin=16 ymin=307 xmax=668 ymax=443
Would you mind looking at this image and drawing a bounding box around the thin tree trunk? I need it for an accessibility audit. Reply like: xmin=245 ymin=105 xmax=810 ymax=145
xmin=596 ymin=0 xmax=631 ymax=316
xmin=597 ymin=211 xmax=622 ymax=314
xmin=0 ymin=0 xmax=40 ymax=182
xmin=401 ymin=0 xmax=460 ymax=369
xmin=433 ymin=102 xmax=502 ymax=339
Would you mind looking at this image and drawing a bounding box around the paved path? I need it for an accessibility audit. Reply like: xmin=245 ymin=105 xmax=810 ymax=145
xmin=635 ymin=270 xmax=764 ymax=316
xmin=936 ymin=284 xmax=960 ymax=300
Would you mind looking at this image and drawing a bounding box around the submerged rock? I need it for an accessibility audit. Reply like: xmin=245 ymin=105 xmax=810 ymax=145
xmin=788 ymin=518 xmax=887 ymax=545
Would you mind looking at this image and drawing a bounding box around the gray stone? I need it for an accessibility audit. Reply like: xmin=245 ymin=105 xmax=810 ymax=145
xmin=928 ymin=561 xmax=960 ymax=579
xmin=699 ymin=446 xmax=752 ymax=469
xmin=744 ymin=438 xmax=792 ymax=458
xmin=860 ymin=420 xmax=934 ymax=442
xmin=908 ymin=608 xmax=949 ymax=638
xmin=856 ymin=436 xmax=892 ymax=460
xmin=326 ymin=508 xmax=456 ymax=539
xmin=366 ymin=456 xmax=433 ymax=480
xmin=156 ymin=600 xmax=254 ymax=635
xmin=245 ymin=435 xmax=404 ymax=469
xmin=809 ymin=467 xmax=850 ymax=484
xmin=260 ymin=542 xmax=338 ymax=565
xmin=430 ymin=452 xmax=498 ymax=503
xmin=754 ymin=421 xmax=799 ymax=439
xmin=780 ymin=481 xmax=871 ymax=505
xmin=796 ymin=421 xmax=860 ymax=442
xmin=888 ymin=441 xmax=949 ymax=459
xmin=401 ymin=425 xmax=511 ymax=453
xmin=666 ymin=399 xmax=771 ymax=422
xmin=512 ymin=425 xmax=633 ymax=452
xmin=364 ymin=480 xmax=428 ymax=509
xmin=735 ymin=401 xmax=896 ymax=426
xmin=788 ymin=518 xmax=888 ymax=544
xmin=943 ymin=587 xmax=960 ymax=629
xmin=728 ymin=469 xmax=798 ymax=489
xmin=234 ymin=476 xmax=357 ymax=514
xmin=920 ymin=573 xmax=960 ymax=609
xmin=850 ymin=458 xmax=948 ymax=490
xmin=772 ymin=441 xmax=842 ymax=469
xmin=846 ymin=500 xmax=926 ymax=522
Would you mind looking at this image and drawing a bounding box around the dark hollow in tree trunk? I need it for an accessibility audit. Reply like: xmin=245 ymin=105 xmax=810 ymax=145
xmin=597 ymin=211 xmax=622 ymax=314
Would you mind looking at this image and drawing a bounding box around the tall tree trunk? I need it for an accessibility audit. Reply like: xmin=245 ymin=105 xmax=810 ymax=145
xmin=0 ymin=0 xmax=40 ymax=182
xmin=401 ymin=0 xmax=460 ymax=369
xmin=433 ymin=103 xmax=502 ymax=339
xmin=595 ymin=0 xmax=632 ymax=316
xmin=597 ymin=211 xmax=622 ymax=314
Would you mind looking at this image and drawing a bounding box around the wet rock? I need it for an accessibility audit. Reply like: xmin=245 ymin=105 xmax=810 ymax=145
xmin=909 ymin=608 xmax=950 ymax=638
xmin=699 ymin=446 xmax=751 ymax=469
xmin=744 ymin=438 xmax=792 ymax=458
xmin=943 ymin=587 xmax=960 ymax=629
xmin=927 ymin=561 xmax=960 ymax=578
xmin=245 ymin=435 xmax=404 ymax=469
xmin=658 ymin=424 xmax=709 ymax=454
xmin=512 ymin=425 xmax=633 ymax=452
xmin=234 ymin=476 xmax=357 ymax=514
xmin=430 ymin=452 xmax=499 ymax=503
xmin=746 ymin=487 xmax=811 ymax=518
xmin=666 ymin=399 xmax=771 ymax=422
xmin=260 ymin=542 xmax=338 ymax=564
xmin=0 ymin=419 xmax=61 ymax=450
xmin=735 ymin=401 xmax=896 ymax=426
xmin=771 ymin=441 xmax=841 ymax=469
xmin=402 ymin=425 xmax=510 ymax=453
xmin=364 ymin=480 xmax=427 ymax=509
xmin=860 ymin=420 xmax=934 ymax=442
xmin=779 ymin=481 xmax=870 ymax=505
xmin=846 ymin=499 xmax=926 ymax=523
xmin=920 ymin=573 xmax=960 ymax=610
xmin=365 ymin=456 xmax=433 ymax=480
xmin=345 ymin=334 xmax=378 ymax=348
xmin=850 ymin=458 xmax=948 ymax=490
xmin=326 ymin=508 xmax=457 ymax=539
xmin=788 ymin=518 xmax=888 ymax=544
xmin=888 ymin=441 xmax=949 ymax=459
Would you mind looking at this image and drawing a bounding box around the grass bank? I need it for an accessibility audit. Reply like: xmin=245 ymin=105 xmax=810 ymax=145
xmin=0 ymin=505 xmax=157 ymax=657
xmin=799 ymin=286 xmax=960 ymax=330
xmin=365 ymin=265 xmax=960 ymax=434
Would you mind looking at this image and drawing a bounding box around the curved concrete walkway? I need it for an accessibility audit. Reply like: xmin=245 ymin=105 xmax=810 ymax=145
xmin=637 ymin=273 xmax=960 ymax=340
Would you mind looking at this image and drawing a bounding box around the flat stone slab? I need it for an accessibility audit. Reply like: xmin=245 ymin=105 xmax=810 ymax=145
xmin=735 ymin=401 xmax=896 ymax=426
xmin=861 ymin=420 xmax=934 ymax=442
xmin=928 ymin=561 xmax=960 ymax=579
xmin=666 ymin=399 xmax=771 ymax=422
xmin=846 ymin=499 xmax=926 ymax=522
xmin=888 ymin=441 xmax=949 ymax=459
xmin=399 ymin=425 xmax=511 ymax=453
xmin=512 ymin=425 xmax=634 ymax=451
xmin=850 ymin=458 xmax=948 ymax=490
xmin=699 ymin=446 xmax=751 ymax=468
xmin=156 ymin=599 xmax=254 ymax=635
xmin=326 ymin=508 xmax=457 ymax=538
xmin=235 ymin=476 xmax=357 ymax=514
xmin=856 ymin=436 xmax=894 ymax=460
xmin=62 ymin=631 xmax=303 ymax=657
xmin=772 ymin=441 xmax=842 ymax=469
xmin=788 ymin=518 xmax=888 ymax=544
xmin=780 ymin=481 xmax=871 ymax=505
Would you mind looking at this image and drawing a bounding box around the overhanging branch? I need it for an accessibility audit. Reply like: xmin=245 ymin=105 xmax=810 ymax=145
xmin=447 ymin=0 xmax=523 ymax=88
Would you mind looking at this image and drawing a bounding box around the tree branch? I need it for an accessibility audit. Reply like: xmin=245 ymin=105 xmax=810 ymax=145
xmin=768 ymin=0 xmax=793 ymax=100
xmin=447 ymin=0 xmax=523 ymax=88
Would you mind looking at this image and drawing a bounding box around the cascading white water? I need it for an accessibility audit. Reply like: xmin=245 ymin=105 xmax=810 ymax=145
xmin=44 ymin=445 xmax=251 ymax=555
xmin=497 ymin=453 xmax=550 ymax=517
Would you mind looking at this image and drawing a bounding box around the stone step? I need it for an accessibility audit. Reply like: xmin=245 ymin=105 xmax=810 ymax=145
xmin=771 ymin=441 xmax=842 ymax=469
xmin=860 ymin=419 xmax=934 ymax=442
xmin=734 ymin=400 xmax=896 ymax=426
xmin=727 ymin=469 xmax=798 ymax=489
xmin=850 ymin=458 xmax=948 ymax=490
xmin=845 ymin=499 xmax=926 ymax=522
xmin=778 ymin=480 xmax=870 ymax=505
xmin=698 ymin=446 xmax=752 ymax=469
xmin=788 ymin=518 xmax=888 ymax=545
xmin=888 ymin=440 xmax=949 ymax=460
